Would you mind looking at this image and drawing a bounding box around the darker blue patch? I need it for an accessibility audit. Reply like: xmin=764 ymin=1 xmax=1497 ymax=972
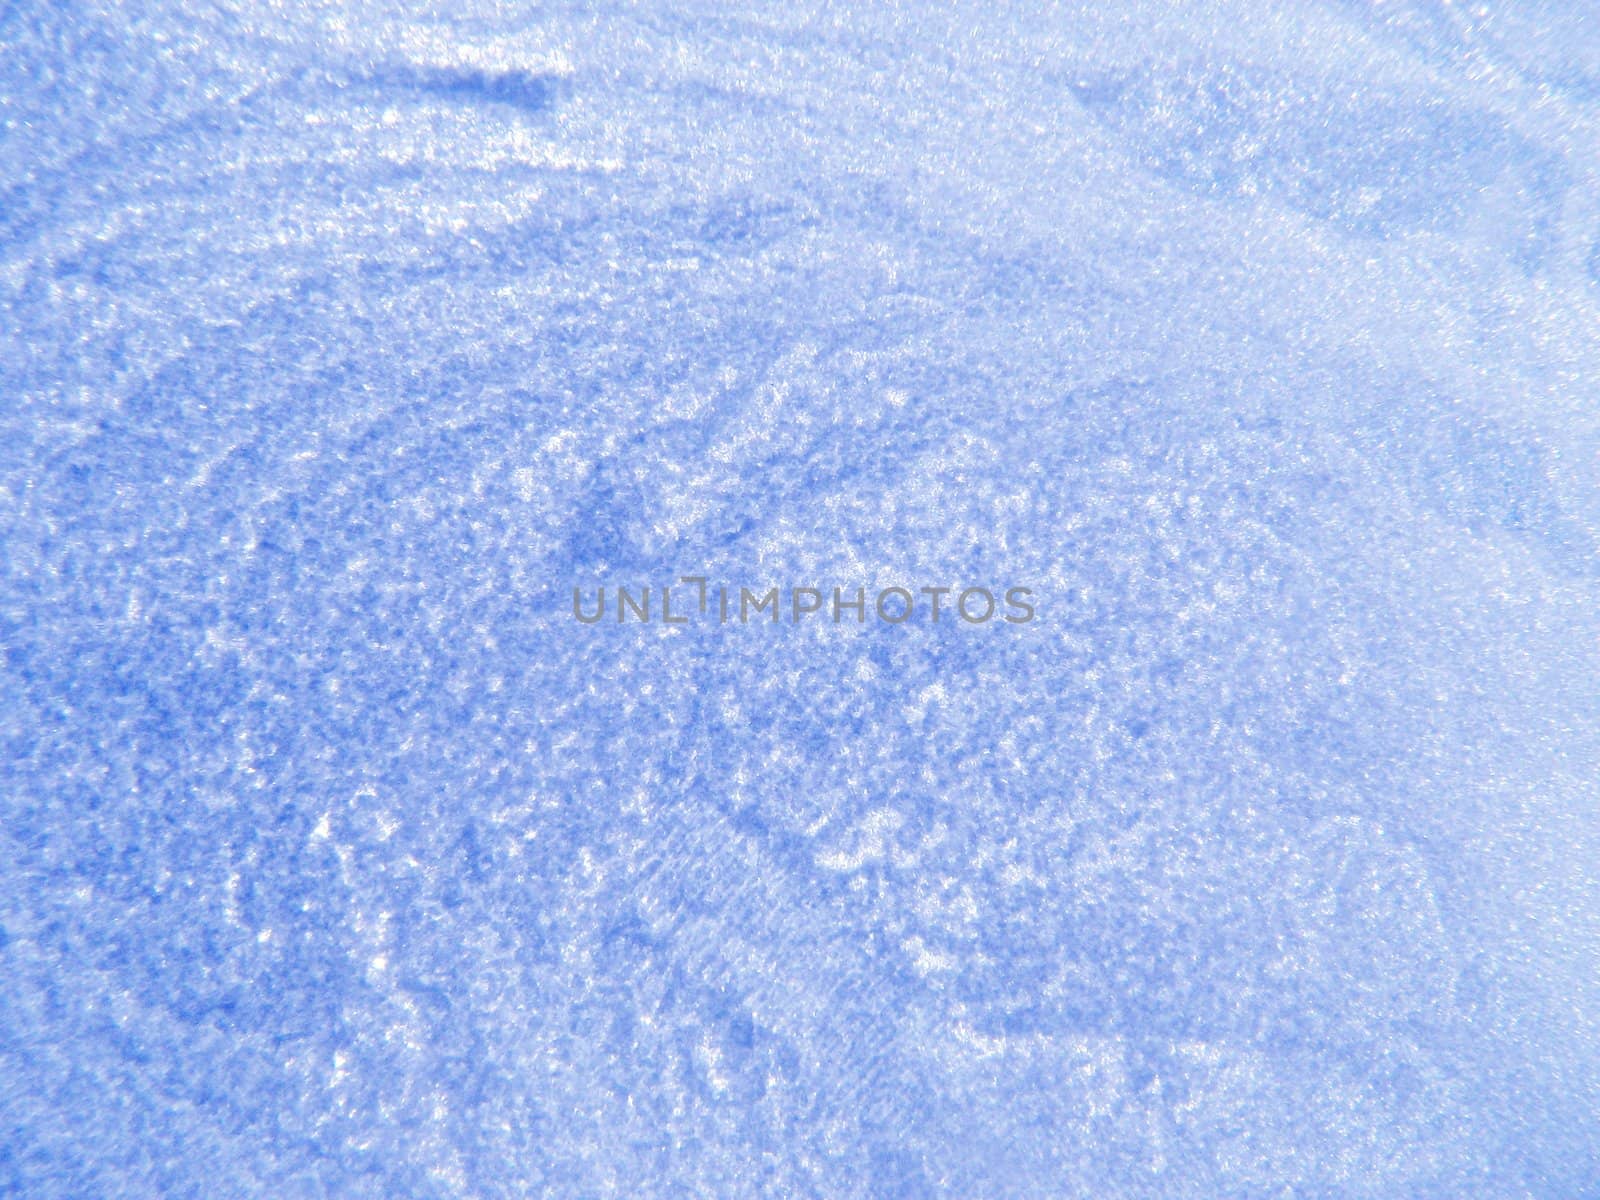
xmin=380 ymin=65 xmax=562 ymax=113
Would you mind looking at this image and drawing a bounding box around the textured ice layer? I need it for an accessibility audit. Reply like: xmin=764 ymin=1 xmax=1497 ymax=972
xmin=5 ymin=1 xmax=1600 ymax=1196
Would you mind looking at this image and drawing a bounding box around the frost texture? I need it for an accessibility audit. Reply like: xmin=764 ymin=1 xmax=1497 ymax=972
xmin=4 ymin=1 xmax=1600 ymax=1196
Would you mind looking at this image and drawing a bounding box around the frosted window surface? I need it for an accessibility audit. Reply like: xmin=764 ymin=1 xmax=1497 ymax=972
xmin=4 ymin=0 xmax=1600 ymax=1195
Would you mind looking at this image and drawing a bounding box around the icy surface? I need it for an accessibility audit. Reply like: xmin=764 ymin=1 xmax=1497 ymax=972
xmin=5 ymin=1 xmax=1600 ymax=1196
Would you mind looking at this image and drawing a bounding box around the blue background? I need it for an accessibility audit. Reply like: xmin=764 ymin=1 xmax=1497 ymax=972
xmin=4 ymin=1 xmax=1600 ymax=1195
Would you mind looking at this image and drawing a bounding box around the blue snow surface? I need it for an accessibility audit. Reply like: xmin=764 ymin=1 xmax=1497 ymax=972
xmin=6 ymin=0 xmax=1600 ymax=1196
